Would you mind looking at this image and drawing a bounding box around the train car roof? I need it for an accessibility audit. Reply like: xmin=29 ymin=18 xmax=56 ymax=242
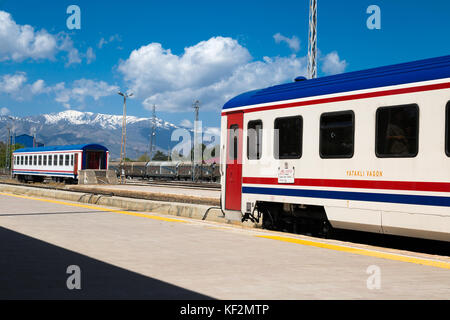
xmin=14 ymin=144 xmax=108 ymax=153
xmin=222 ymin=55 xmax=450 ymax=110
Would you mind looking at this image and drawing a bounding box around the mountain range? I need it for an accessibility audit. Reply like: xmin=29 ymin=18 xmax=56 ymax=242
xmin=0 ymin=110 xmax=200 ymax=160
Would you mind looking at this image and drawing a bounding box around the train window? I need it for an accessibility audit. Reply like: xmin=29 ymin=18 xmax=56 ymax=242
xmin=59 ymin=154 xmax=63 ymax=166
xmin=320 ymin=111 xmax=354 ymax=158
xmin=376 ymin=104 xmax=419 ymax=158
xmin=48 ymin=155 xmax=52 ymax=166
xmin=25 ymin=156 xmax=28 ymax=166
xmin=54 ymin=155 xmax=57 ymax=166
xmin=446 ymin=102 xmax=450 ymax=157
xmin=229 ymin=124 xmax=239 ymax=160
xmin=20 ymin=156 xmax=23 ymax=165
xmin=71 ymin=154 xmax=74 ymax=166
xmin=43 ymin=155 xmax=47 ymax=166
xmin=38 ymin=155 xmax=42 ymax=166
xmin=65 ymin=154 xmax=69 ymax=166
xmin=274 ymin=116 xmax=303 ymax=159
xmin=247 ymin=120 xmax=263 ymax=160
xmin=34 ymin=155 xmax=37 ymax=166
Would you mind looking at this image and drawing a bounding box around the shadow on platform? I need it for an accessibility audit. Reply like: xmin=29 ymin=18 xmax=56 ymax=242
xmin=0 ymin=226 xmax=213 ymax=300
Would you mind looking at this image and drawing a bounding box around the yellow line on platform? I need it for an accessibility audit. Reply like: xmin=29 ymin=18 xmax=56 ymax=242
xmin=0 ymin=192 xmax=188 ymax=223
xmin=256 ymin=235 xmax=450 ymax=270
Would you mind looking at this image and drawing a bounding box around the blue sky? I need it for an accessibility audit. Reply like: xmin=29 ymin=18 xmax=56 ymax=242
xmin=0 ymin=0 xmax=449 ymax=130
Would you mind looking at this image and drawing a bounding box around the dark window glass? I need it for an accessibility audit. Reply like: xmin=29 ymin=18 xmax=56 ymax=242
xmin=71 ymin=154 xmax=74 ymax=166
xmin=38 ymin=155 xmax=42 ymax=166
xmin=65 ymin=155 xmax=69 ymax=166
xmin=34 ymin=155 xmax=37 ymax=166
xmin=320 ymin=111 xmax=354 ymax=158
xmin=43 ymin=155 xmax=47 ymax=166
xmin=48 ymin=154 xmax=52 ymax=166
xmin=59 ymin=155 xmax=63 ymax=166
xmin=25 ymin=156 xmax=28 ymax=166
xmin=446 ymin=102 xmax=450 ymax=157
xmin=247 ymin=120 xmax=263 ymax=160
xmin=274 ymin=116 xmax=303 ymax=159
xmin=54 ymin=155 xmax=57 ymax=166
xmin=376 ymin=104 xmax=419 ymax=158
xmin=229 ymin=125 xmax=239 ymax=160
xmin=21 ymin=156 xmax=23 ymax=165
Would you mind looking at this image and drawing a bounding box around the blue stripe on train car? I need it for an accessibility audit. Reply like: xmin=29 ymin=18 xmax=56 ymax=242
xmin=242 ymin=186 xmax=450 ymax=207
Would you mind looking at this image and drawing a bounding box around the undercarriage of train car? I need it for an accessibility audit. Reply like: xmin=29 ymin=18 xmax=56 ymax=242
xmin=243 ymin=201 xmax=333 ymax=237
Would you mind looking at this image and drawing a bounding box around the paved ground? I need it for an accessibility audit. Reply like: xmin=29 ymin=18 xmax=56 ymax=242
xmin=0 ymin=192 xmax=449 ymax=299
xmin=69 ymin=184 xmax=221 ymax=198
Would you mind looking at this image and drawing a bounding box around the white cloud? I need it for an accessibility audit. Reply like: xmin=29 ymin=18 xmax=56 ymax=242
xmin=98 ymin=34 xmax=121 ymax=49
xmin=0 ymin=10 xmax=58 ymax=62
xmin=31 ymin=79 xmax=46 ymax=94
xmin=0 ymin=107 xmax=10 ymax=116
xmin=321 ymin=51 xmax=347 ymax=75
xmin=273 ymin=33 xmax=300 ymax=52
xmin=86 ymin=47 xmax=96 ymax=64
xmin=0 ymin=72 xmax=27 ymax=93
xmin=53 ymin=79 xmax=119 ymax=109
xmin=0 ymin=10 xmax=93 ymax=66
xmin=180 ymin=119 xmax=193 ymax=128
xmin=119 ymin=37 xmax=307 ymax=112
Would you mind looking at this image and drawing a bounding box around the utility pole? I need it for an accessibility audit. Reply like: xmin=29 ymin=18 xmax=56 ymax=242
xmin=149 ymin=104 xmax=156 ymax=162
xmin=192 ymin=100 xmax=201 ymax=182
xmin=5 ymin=126 xmax=11 ymax=173
xmin=118 ymin=91 xmax=133 ymax=183
xmin=307 ymin=0 xmax=318 ymax=79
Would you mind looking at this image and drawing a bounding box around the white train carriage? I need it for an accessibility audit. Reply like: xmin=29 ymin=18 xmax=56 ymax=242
xmin=220 ymin=55 xmax=450 ymax=242
xmin=12 ymin=144 xmax=109 ymax=182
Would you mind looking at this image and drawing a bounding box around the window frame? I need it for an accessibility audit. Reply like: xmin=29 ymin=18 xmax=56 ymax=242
xmin=228 ymin=124 xmax=239 ymax=161
xmin=319 ymin=110 xmax=355 ymax=159
xmin=274 ymin=115 xmax=303 ymax=160
xmin=247 ymin=120 xmax=263 ymax=160
xmin=375 ymin=104 xmax=419 ymax=159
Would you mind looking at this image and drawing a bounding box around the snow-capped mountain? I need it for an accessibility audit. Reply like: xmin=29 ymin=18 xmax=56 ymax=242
xmin=0 ymin=110 xmax=183 ymax=159
xmin=42 ymin=110 xmax=178 ymax=130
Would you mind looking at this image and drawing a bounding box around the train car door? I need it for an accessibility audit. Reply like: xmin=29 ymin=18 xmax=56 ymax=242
xmin=225 ymin=112 xmax=243 ymax=211
xmin=74 ymin=153 xmax=79 ymax=176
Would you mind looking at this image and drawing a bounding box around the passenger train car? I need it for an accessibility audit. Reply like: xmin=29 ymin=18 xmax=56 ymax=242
xmin=12 ymin=144 xmax=109 ymax=182
xmin=220 ymin=55 xmax=450 ymax=242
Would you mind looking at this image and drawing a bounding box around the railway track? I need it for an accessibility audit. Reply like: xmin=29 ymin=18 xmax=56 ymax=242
xmin=0 ymin=176 xmax=221 ymax=191
xmin=124 ymin=179 xmax=220 ymax=190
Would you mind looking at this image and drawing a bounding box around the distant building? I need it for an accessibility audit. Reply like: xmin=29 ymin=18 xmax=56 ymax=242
xmin=11 ymin=134 xmax=44 ymax=148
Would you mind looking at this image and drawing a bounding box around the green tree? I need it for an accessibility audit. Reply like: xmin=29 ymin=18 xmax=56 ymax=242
xmin=152 ymin=150 xmax=170 ymax=161
xmin=137 ymin=153 xmax=151 ymax=162
xmin=0 ymin=143 xmax=25 ymax=168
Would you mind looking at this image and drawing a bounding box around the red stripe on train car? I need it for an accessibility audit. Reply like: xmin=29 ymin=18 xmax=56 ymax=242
xmin=222 ymin=82 xmax=450 ymax=115
xmin=242 ymin=177 xmax=450 ymax=193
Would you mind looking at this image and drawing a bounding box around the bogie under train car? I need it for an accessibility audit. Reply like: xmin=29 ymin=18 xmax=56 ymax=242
xmin=12 ymin=144 xmax=109 ymax=183
xmin=220 ymin=55 xmax=450 ymax=242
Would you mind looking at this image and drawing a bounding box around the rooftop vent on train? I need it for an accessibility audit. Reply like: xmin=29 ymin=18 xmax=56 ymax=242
xmin=294 ymin=76 xmax=307 ymax=82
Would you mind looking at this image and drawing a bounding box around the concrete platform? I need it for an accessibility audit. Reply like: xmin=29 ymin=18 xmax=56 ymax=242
xmin=0 ymin=183 xmax=242 ymax=227
xmin=67 ymin=184 xmax=220 ymax=206
xmin=0 ymin=192 xmax=449 ymax=299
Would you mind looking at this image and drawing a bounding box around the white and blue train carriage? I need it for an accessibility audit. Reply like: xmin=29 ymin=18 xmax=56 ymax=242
xmin=12 ymin=144 xmax=109 ymax=183
xmin=220 ymin=55 xmax=450 ymax=242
